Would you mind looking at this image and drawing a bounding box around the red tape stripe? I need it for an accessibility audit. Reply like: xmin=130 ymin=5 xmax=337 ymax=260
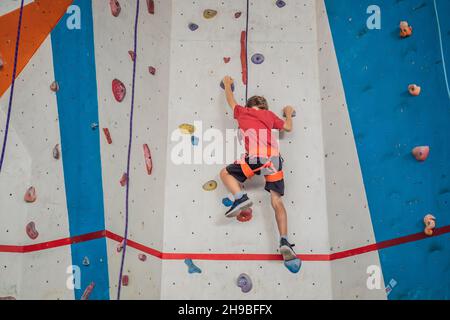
xmin=1 ymin=227 xmax=449 ymax=261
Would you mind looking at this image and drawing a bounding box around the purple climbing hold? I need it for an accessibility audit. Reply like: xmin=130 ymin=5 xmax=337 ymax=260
xmin=237 ymin=273 xmax=252 ymax=293
xmin=188 ymin=23 xmax=199 ymax=31
xmin=220 ymin=80 xmax=235 ymax=92
xmin=276 ymin=0 xmax=286 ymax=8
xmin=251 ymin=53 xmax=265 ymax=65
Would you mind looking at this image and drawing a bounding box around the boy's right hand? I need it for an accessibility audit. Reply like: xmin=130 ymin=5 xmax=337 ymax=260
xmin=283 ymin=106 xmax=295 ymax=117
xmin=223 ymin=76 xmax=234 ymax=88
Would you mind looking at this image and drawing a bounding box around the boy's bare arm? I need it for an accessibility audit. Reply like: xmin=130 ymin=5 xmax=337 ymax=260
xmin=223 ymin=76 xmax=237 ymax=110
xmin=282 ymin=106 xmax=295 ymax=132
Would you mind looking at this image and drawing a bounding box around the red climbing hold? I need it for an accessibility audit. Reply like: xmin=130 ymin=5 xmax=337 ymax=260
xmin=223 ymin=57 xmax=231 ymax=64
xmin=120 ymin=173 xmax=128 ymax=186
xmin=24 ymin=186 xmax=37 ymax=203
xmin=103 ymin=128 xmax=112 ymax=144
xmin=149 ymin=66 xmax=156 ymax=75
xmin=237 ymin=208 xmax=253 ymax=222
xmin=138 ymin=254 xmax=147 ymax=261
xmin=26 ymin=222 xmax=39 ymax=240
xmin=112 ymin=79 xmax=126 ymax=102
xmin=81 ymin=282 xmax=95 ymax=300
xmin=147 ymin=0 xmax=155 ymax=14
xmin=122 ymin=275 xmax=129 ymax=286
xmin=240 ymin=31 xmax=248 ymax=85
xmin=110 ymin=0 xmax=121 ymax=17
xmin=128 ymin=50 xmax=136 ymax=61
xmin=143 ymin=144 xmax=153 ymax=175
xmin=412 ymin=146 xmax=429 ymax=162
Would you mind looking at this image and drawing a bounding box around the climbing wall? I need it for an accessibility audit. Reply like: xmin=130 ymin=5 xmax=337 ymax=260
xmin=1 ymin=0 xmax=449 ymax=300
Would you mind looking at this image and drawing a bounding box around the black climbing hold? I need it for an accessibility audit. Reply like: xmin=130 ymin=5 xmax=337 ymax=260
xmin=251 ymin=53 xmax=265 ymax=65
xmin=220 ymin=80 xmax=235 ymax=92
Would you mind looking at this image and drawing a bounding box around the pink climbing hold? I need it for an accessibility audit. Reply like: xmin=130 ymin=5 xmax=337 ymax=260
xmin=26 ymin=222 xmax=39 ymax=240
xmin=112 ymin=79 xmax=126 ymax=102
xmin=103 ymin=128 xmax=113 ymax=144
xmin=128 ymin=50 xmax=136 ymax=61
xmin=412 ymin=146 xmax=430 ymax=162
xmin=149 ymin=66 xmax=156 ymax=75
xmin=223 ymin=57 xmax=231 ymax=64
xmin=120 ymin=173 xmax=128 ymax=186
xmin=50 ymin=81 xmax=59 ymax=92
xmin=117 ymin=240 xmax=125 ymax=252
xmin=24 ymin=186 xmax=37 ymax=203
xmin=147 ymin=0 xmax=155 ymax=14
xmin=143 ymin=144 xmax=153 ymax=175
xmin=237 ymin=208 xmax=253 ymax=223
xmin=81 ymin=282 xmax=95 ymax=300
xmin=235 ymin=12 xmax=242 ymax=19
xmin=110 ymin=0 xmax=121 ymax=17
xmin=122 ymin=275 xmax=129 ymax=286
xmin=138 ymin=254 xmax=147 ymax=261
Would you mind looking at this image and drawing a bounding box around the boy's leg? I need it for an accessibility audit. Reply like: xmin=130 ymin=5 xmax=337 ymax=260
xmin=220 ymin=168 xmax=242 ymax=195
xmin=270 ymin=190 xmax=288 ymax=237
xmin=220 ymin=165 xmax=253 ymax=217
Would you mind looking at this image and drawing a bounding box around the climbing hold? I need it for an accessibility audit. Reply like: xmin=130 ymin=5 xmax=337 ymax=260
xmin=203 ymin=9 xmax=217 ymax=19
xmin=50 ymin=81 xmax=59 ymax=92
xmin=408 ymin=84 xmax=421 ymax=96
xmin=26 ymin=222 xmax=39 ymax=240
xmin=399 ymin=21 xmax=412 ymax=38
xmin=53 ymin=144 xmax=60 ymax=160
xmin=235 ymin=12 xmax=242 ymax=19
xmin=0 ymin=55 xmax=4 ymax=69
xmin=143 ymin=144 xmax=153 ymax=175
xmin=103 ymin=128 xmax=112 ymax=145
xmin=412 ymin=146 xmax=430 ymax=162
xmin=276 ymin=0 xmax=287 ymax=8
xmin=424 ymin=214 xmax=436 ymax=236
xmin=120 ymin=173 xmax=128 ymax=187
xmin=284 ymin=258 xmax=302 ymax=274
xmin=237 ymin=208 xmax=253 ymax=222
xmin=24 ymin=187 xmax=37 ymax=203
xmin=138 ymin=254 xmax=147 ymax=261
xmin=179 ymin=123 xmax=195 ymax=135
xmin=251 ymin=53 xmax=265 ymax=65
xmin=128 ymin=50 xmax=136 ymax=62
xmin=191 ymin=136 xmax=199 ymax=146
xmin=147 ymin=0 xmax=155 ymax=14
xmin=82 ymin=256 xmax=90 ymax=266
xmin=109 ymin=0 xmax=121 ymax=17
xmin=148 ymin=66 xmax=156 ymax=75
xmin=184 ymin=259 xmax=202 ymax=274
xmin=91 ymin=123 xmax=99 ymax=130
xmin=237 ymin=273 xmax=252 ymax=293
xmin=202 ymin=180 xmax=217 ymax=191
xmin=122 ymin=275 xmax=129 ymax=286
xmin=81 ymin=282 xmax=95 ymax=300
xmin=222 ymin=195 xmax=234 ymax=207
xmin=112 ymin=79 xmax=126 ymax=102
xmin=223 ymin=57 xmax=231 ymax=64
xmin=188 ymin=23 xmax=199 ymax=31
xmin=117 ymin=240 xmax=125 ymax=252
xmin=220 ymin=80 xmax=235 ymax=92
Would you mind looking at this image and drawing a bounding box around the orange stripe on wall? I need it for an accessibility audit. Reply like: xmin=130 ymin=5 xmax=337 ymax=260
xmin=0 ymin=0 xmax=74 ymax=98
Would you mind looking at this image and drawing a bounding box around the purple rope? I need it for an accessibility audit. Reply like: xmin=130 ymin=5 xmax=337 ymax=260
xmin=0 ymin=0 xmax=25 ymax=173
xmin=245 ymin=0 xmax=250 ymax=102
xmin=117 ymin=0 xmax=140 ymax=300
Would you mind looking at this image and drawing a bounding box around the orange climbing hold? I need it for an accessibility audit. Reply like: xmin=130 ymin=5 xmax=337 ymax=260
xmin=240 ymin=31 xmax=248 ymax=85
xmin=412 ymin=146 xmax=430 ymax=162
xmin=424 ymin=214 xmax=436 ymax=236
xmin=399 ymin=21 xmax=412 ymax=38
xmin=103 ymin=128 xmax=112 ymax=144
xmin=143 ymin=144 xmax=153 ymax=175
xmin=408 ymin=84 xmax=421 ymax=96
xmin=112 ymin=79 xmax=126 ymax=102
xmin=120 ymin=173 xmax=128 ymax=186
xmin=110 ymin=0 xmax=121 ymax=17
xmin=26 ymin=221 xmax=39 ymax=240
xmin=24 ymin=186 xmax=37 ymax=203
xmin=147 ymin=0 xmax=155 ymax=14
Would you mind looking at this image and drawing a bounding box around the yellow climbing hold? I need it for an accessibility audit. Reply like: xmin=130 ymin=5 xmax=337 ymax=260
xmin=203 ymin=9 xmax=217 ymax=19
xmin=179 ymin=123 xmax=195 ymax=135
xmin=202 ymin=180 xmax=218 ymax=191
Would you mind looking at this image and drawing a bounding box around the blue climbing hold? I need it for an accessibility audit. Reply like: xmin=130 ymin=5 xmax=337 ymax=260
xmin=222 ymin=197 xmax=234 ymax=207
xmin=220 ymin=80 xmax=235 ymax=92
xmin=276 ymin=0 xmax=286 ymax=8
xmin=191 ymin=136 xmax=199 ymax=146
xmin=188 ymin=23 xmax=199 ymax=31
xmin=184 ymin=258 xmax=202 ymax=274
xmin=251 ymin=53 xmax=265 ymax=65
xmin=284 ymin=258 xmax=301 ymax=274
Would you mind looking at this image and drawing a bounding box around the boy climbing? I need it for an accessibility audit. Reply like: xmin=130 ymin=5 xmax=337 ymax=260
xmin=220 ymin=75 xmax=299 ymax=266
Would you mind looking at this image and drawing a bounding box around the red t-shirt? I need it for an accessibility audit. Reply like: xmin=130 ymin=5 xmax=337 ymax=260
xmin=234 ymin=105 xmax=285 ymax=157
